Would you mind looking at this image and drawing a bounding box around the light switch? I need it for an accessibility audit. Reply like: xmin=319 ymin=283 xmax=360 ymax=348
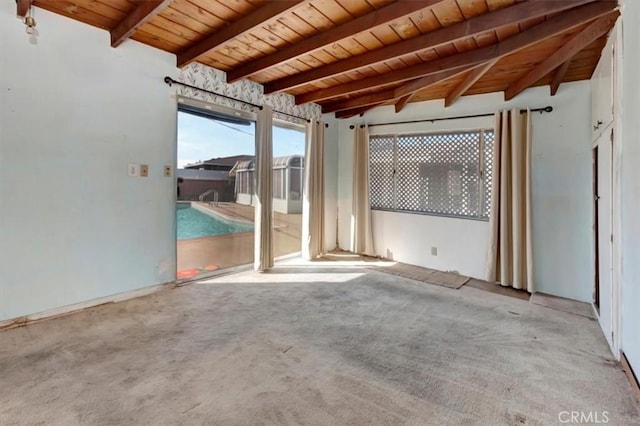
xmin=164 ymin=165 xmax=172 ymax=177
xmin=128 ymin=164 xmax=139 ymax=177
xmin=140 ymin=164 xmax=149 ymax=177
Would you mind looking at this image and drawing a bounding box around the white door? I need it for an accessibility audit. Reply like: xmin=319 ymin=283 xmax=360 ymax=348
xmin=595 ymin=130 xmax=613 ymax=348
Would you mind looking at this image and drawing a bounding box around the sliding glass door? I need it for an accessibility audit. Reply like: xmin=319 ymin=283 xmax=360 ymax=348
xmin=272 ymin=122 xmax=306 ymax=259
xmin=176 ymin=102 xmax=256 ymax=280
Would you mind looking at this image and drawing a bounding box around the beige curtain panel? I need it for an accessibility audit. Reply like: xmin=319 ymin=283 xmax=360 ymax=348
xmin=485 ymin=109 xmax=534 ymax=292
xmin=254 ymin=106 xmax=274 ymax=271
xmin=351 ymin=126 xmax=375 ymax=256
xmin=302 ymin=120 xmax=325 ymax=260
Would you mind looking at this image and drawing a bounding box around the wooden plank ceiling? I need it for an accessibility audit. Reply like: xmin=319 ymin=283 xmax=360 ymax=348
xmin=29 ymin=0 xmax=619 ymax=118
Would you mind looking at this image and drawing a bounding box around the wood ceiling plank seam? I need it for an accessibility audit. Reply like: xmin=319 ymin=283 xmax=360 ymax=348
xmin=431 ymin=0 xmax=466 ymax=29
xmin=291 ymin=4 xmax=334 ymax=32
xmin=71 ymin=0 xmax=130 ymax=20
xmin=189 ymin=0 xmax=244 ymax=22
xmin=94 ymin=0 xmax=135 ymax=14
xmin=409 ymin=7 xmax=444 ymax=34
xmin=388 ymin=16 xmax=422 ymax=41
xmin=233 ymin=32 xmax=279 ymax=52
xmin=32 ymin=2 xmax=116 ymax=29
xmin=212 ymin=0 xmax=261 ymax=15
xmin=177 ymin=0 xmax=225 ymax=23
xmin=251 ymin=29 xmax=290 ymax=50
xmin=159 ymin=7 xmax=217 ymax=34
xmin=131 ymin=30 xmax=182 ymax=50
xmin=277 ymin=14 xmax=317 ymax=37
xmin=294 ymin=1 xmax=616 ymax=104
xmin=199 ymin=54 xmax=237 ymax=69
xmin=218 ymin=44 xmax=265 ymax=64
xmin=310 ymin=0 xmax=352 ymax=24
xmin=284 ymin=59 xmax=315 ymax=74
xmin=173 ymin=0 xmax=227 ymax=27
xmin=334 ymin=0 xmax=373 ymax=17
xmin=138 ymin=22 xmax=195 ymax=47
xmin=351 ymin=31 xmax=384 ymax=51
xmin=177 ymin=1 xmax=305 ymax=67
xmin=262 ymin=19 xmax=305 ymax=44
xmin=143 ymin=18 xmax=202 ymax=41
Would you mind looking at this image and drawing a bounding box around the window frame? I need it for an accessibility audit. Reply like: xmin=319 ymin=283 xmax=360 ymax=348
xmin=369 ymin=129 xmax=494 ymax=222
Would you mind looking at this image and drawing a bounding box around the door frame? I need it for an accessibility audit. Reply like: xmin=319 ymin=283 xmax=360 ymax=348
xmin=175 ymin=96 xmax=258 ymax=284
xmin=592 ymin=127 xmax=618 ymax=355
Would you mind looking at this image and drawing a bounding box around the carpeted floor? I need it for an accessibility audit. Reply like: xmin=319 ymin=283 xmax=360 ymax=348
xmin=1 ymin=258 xmax=639 ymax=425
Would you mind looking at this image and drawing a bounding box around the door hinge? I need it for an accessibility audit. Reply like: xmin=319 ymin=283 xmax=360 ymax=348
xmin=611 ymin=234 xmax=614 ymax=243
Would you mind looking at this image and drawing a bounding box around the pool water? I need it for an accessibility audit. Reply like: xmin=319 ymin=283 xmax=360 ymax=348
xmin=177 ymin=204 xmax=253 ymax=240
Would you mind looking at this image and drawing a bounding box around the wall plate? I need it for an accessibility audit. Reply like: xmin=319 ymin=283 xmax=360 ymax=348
xmin=128 ymin=163 xmax=139 ymax=177
xmin=140 ymin=164 xmax=149 ymax=177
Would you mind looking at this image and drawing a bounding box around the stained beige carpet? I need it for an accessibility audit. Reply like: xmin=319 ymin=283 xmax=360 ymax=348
xmin=1 ymin=260 xmax=638 ymax=425
xmin=530 ymin=292 xmax=597 ymax=319
xmin=374 ymin=262 xmax=470 ymax=289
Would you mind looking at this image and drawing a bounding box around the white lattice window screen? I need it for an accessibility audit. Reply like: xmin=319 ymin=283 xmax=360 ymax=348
xmin=369 ymin=136 xmax=395 ymax=210
xmin=369 ymin=130 xmax=494 ymax=220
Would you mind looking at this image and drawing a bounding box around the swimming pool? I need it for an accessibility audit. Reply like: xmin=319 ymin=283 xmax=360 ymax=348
xmin=177 ymin=203 xmax=253 ymax=240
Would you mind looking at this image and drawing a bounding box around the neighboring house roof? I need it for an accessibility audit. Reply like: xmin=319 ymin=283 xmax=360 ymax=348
xmin=184 ymin=155 xmax=255 ymax=170
xmin=177 ymin=169 xmax=230 ymax=181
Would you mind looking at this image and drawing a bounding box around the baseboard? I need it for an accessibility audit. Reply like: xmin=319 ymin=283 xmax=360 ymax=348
xmin=620 ymin=351 xmax=640 ymax=404
xmin=0 ymin=281 xmax=176 ymax=332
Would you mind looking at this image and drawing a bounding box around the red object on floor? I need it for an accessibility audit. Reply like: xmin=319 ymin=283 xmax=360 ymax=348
xmin=204 ymin=265 xmax=219 ymax=271
xmin=177 ymin=269 xmax=199 ymax=279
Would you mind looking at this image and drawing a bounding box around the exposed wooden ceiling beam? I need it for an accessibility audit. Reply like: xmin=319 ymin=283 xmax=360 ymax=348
xmin=266 ymin=0 xmax=597 ymax=95
xmin=550 ymin=60 xmax=573 ymax=96
xmin=505 ymin=12 xmax=619 ymax=101
xmin=295 ymin=1 xmax=617 ymax=105
xmin=394 ymin=94 xmax=414 ymax=114
xmin=177 ymin=1 xmax=304 ymax=67
xmin=322 ymin=89 xmax=395 ymax=114
xmin=324 ymin=65 xmax=475 ymax=114
xmin=110 ymin=0 xmax=173 ymax=47
xmin=17 ymin=0 xmax=31 ymax=17
xmin=393 ymin=65 xmax=477 ymax=99
xmin=226 ymin=0 xmax=445 ymax=83
xmin=335 ymin=105 xmax=382 ymax=119
xmin=445 ymin=59 xmax=499 ymax=107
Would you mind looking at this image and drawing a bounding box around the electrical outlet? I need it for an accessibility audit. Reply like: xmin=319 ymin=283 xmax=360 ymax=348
xmin=128 ymin=163 xmax=139 ymax=177
xmin=140 ymin=164 xmax=149 ymax=177
xmin=164 ymin=165 xmax=172 ymax=177
xmin=431 ymin=247 xmax=438 ymax=256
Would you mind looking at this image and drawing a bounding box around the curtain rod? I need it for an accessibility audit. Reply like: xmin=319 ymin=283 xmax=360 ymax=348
xmin=348 ymin=106 xmax=553 ymax=129
xmin=164 ymin=76 xmax=315 ymax=124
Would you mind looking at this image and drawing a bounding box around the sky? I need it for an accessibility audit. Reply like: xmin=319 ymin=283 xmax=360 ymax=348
xmin=177 ymin=111 xmax=306 ymax=168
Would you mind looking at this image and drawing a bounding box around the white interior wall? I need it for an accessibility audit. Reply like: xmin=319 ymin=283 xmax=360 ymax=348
xmin=333 ymin=81 xmax=593 ymax=301
xmin=0 ymin=4 xmax=177 ymax=320
xmin=619 ymin=0 xmax=640 ymax=378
